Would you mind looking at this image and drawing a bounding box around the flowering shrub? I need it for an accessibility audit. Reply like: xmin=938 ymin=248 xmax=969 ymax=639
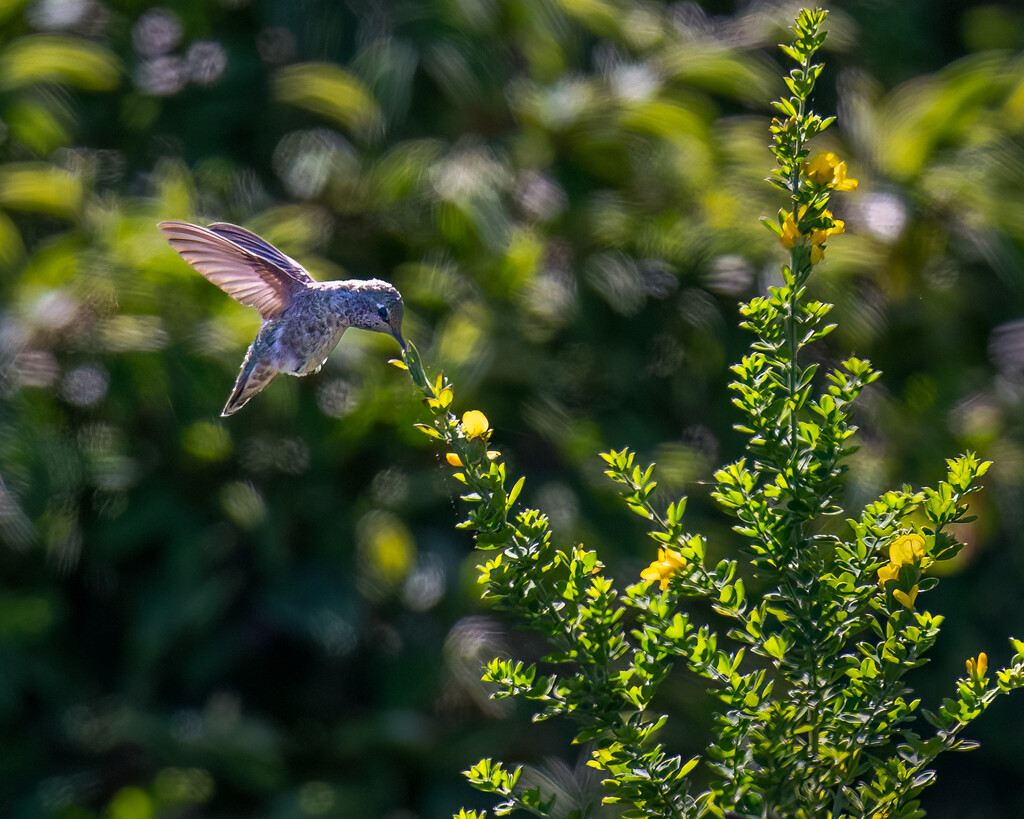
xmin=396 ymin=9 xmax=1024 ymax=818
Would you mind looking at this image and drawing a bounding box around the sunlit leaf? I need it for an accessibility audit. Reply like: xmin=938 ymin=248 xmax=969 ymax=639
xmin=662 ymin=46 xmax=776 ymax=103
xmin=0 ymin=35 xmax=121 ymax=91
xmin=0 ymin=210 xmax=25 ymax=269
xmin=273 ymin=63 xmax=383 ymax=138
xmin=554 ymin=0 xmax=621 ymax=37
xmin=246 ymin=205 xmax=331 ymax=251
xmin=5 ymin=97 xmax=71 ymax=154
xmin=370 ymin=139 xmax=444 ymax=204
xmin=618 ymin=100 xmax=708 ymax=142
xmin=0 ymin=0 xmax=32 ymax=26
xmin=0 ymin=162 xmax=82 ymax=218
xmin=154 ymin=158 xmax=195 ymax=222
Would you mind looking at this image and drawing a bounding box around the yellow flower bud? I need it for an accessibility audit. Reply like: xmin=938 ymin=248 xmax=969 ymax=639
xmin=893 ymin=586 xmax=918 ymax=609
xmin=446 ymin=453 xmax=463 ymax=467
xmin=966 ymin=652 xmax=988 ymax=679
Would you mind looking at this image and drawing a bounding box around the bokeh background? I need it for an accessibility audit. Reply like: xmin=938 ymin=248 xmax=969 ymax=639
xmin=2 ymin=0 xmax=1024 ymax=816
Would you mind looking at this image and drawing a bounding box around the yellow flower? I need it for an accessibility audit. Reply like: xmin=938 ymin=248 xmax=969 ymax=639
xmin=803 ymin=152 xmax=859 ymax=191
xmin=832 ymin=161 xmax=858 ymax=191
xmin=966 ymin=652 xmax=988 ymax=680
xmin=877 ymin=561 xmax=900 ymax=588
xmin=780 ymin=212 xmax=800 ymax=248
xmin=879 ymin=534 xmax=928 ymax=610
xmin=462 ymin=410 xmax=490 ymax=439
xmin=889 ymin=533 xmax=926 ymax=567
xmin=804 ymin=152 xmax=839 ymax=185
xmin=486 ymin=450 xmax=501 ymax=460
xmin=808 ymin=218 xmax=844 ymax=263
xmin=640 ymin=548 xmax=686 ymax=590
xmin=446 ymin=453 xmax=463 ymax=467
xmin=779 ymin=207 xmax=845 ymax=263
xmin=426 ymin=386 xmax=454 ymax=410
xmin=810 ymin=219 xmax=844 ymax=246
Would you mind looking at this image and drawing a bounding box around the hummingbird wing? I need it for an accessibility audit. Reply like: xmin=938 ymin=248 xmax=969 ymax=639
xmin=206 ymin=223 xmax=314 ymax=284
xmin=158 ymin=221 xmax=314 ymax=320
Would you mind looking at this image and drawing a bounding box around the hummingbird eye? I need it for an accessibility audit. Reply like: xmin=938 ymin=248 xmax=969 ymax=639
xmin=377 ymin=305 xmax=390 ymax=322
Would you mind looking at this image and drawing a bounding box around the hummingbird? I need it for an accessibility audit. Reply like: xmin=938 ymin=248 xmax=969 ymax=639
xmin=158 ymin=220 xmax=405 ymax=416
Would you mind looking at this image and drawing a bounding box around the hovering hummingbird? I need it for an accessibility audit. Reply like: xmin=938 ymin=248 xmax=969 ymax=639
xmin=158 ymin=220 xmax=405 ymax=416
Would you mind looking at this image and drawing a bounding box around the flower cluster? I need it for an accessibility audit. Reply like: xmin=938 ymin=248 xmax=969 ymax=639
xmin=401 ymin=11 xmax=1024 ymax=819
xmin=877 ymin=532 xmax=930 ymax=609
xmin=445 ymin=411 xmax=499 ymax=467
xmin=764 ymin=42 xmax=859 ymax=269
xmin=396 ymin=343 xmax=519 ymax=540
xmin=779 ymin=201 xmax=847 ymax=264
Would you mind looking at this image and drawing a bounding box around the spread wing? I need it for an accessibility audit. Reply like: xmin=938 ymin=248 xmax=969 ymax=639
xmin=206 ymin=222 xmax=315 ymax=284
xmin=158 ymin=221 xmax=315 ymax=319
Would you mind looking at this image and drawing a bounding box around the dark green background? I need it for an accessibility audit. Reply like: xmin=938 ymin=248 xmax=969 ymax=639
xmin=2 ymin=1 xmax=1023 ymax=816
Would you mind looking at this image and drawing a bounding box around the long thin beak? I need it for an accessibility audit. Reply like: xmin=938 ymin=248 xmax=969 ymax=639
xmin=393 ymin=328 xmax=406 ymax=350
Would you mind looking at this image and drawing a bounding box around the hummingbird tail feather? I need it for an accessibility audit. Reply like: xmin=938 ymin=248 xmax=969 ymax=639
xmin=221 ymin=357 xmax=278 ymax=416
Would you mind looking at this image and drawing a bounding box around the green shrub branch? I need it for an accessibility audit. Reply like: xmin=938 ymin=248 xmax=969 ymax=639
xmin=398 ymin=9 xmax=1024 ymax=819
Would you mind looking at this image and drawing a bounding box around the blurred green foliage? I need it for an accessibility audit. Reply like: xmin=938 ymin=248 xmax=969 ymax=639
xmin=0 ymin=1 xmax=1023 ymax=817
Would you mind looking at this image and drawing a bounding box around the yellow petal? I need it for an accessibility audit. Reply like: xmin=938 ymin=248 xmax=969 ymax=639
xmin=462 ymin=410 xmax=490 ymax=439
xmin=779 ymin=214 xmax=800 ymax=248
xmin=804 ymin=152 xmax=838 ymax=185
xmin=889 ymin=533 xmax=926 ymax=567
xmin=446 ymin=453 xmax=463 ymax=467
xmin=877 ymin=562 xmax=899 ymax=587
xmin=833 ymin=162 xmax=859 ymax=191
xmin=426 ymin=386 xmax=455 ymax=410
xmin=659 ymin=548 xmax=686 ymax=570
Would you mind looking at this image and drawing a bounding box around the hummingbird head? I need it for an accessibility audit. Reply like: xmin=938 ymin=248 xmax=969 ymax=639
xmin=357 ymin=280 xmax=406 ymax=350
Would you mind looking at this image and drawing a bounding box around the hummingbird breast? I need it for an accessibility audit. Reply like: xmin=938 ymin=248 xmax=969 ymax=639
xmin=262 ymin=289 xmax=349 ymax=375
